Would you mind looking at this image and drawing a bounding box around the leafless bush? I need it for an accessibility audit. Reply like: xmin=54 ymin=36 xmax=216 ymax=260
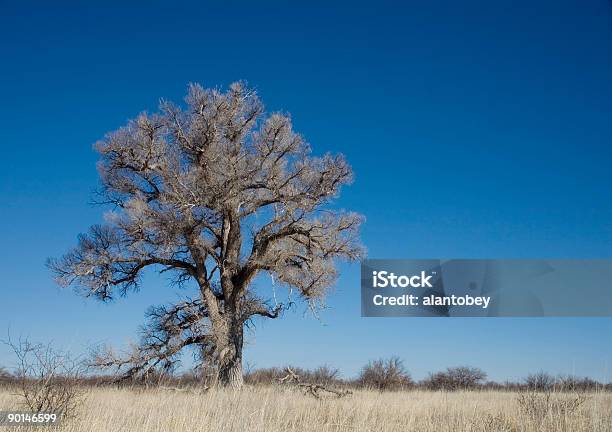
xmin=244 ymin=366 xmax=285 ymax=385
xmin=0 ymin=366 xmax=12 ymax=386
xmin=245 ymin=365 xmax=341 ymax=386
xmin=524 ymin=371 xmax=556 ymax=391
xmin=522 ymin=372 xmax=600 ymax=392
xmin=121 ymin=369 xmax=177 ymax=389
xmin=2 ymin=335 xmax=85 ymax=417
xmin=357 ymin=356 xmax=412 ymax=391
xmin=309 ymin=365 xmax=341 ymax=385
xmin=423 ymin=366 xmax=487 ymax=391
xmin=517 ymin=391 xmax=590 ymax=423
xmin=556 ymin=375 xmax=600 ymax=392
xmin=481 ymin=380 xmax=506 ymax=390
xmin=175 ymin=369 xmax=216 ymax=388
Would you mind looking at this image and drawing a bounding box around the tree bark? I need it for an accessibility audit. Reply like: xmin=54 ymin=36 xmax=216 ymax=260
xmin=215 ymin=316 xmax=244 ymax=389
xmin=218 ymin=354 xmax=243 ymax=389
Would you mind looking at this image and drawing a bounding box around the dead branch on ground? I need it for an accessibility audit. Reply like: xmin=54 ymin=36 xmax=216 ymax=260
xmin=279 ymin=367 xmax=351 ymax=399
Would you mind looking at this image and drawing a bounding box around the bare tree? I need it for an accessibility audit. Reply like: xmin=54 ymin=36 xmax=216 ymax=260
xmin=48 ymin=82 xmax=363 ymax=388
xmin=357 ymin=356 xmax=412 ymax=391
xmin=423 ymin=366 xmax=487 ymax=391
xmin=524 ymin=371 xmax=556 ymax=391
xmin=2 ymin=335 xmax=84 ymax=416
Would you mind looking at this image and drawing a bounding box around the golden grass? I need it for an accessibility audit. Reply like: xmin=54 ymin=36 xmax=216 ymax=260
xmin=1 ymin=386 xmax=611 ymax=431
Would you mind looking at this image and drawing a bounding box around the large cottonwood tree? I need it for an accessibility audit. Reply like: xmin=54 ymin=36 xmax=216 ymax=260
xmin=48 ymin=82 xmax=363 ymax=388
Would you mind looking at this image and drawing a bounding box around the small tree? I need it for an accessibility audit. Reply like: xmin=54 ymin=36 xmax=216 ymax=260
xmin=446 ymin=366 xmax=487 ymax=389
xmin=423 ymin=366 xmax=487 ymax=391
xmin=524 ymin=371 xmax=556 ymax=391
xmin=358 ymin=356 xmax=412 ymax=391
xmin=2 ymin=335 xmax=84 ymax=416
xmin=49 ymin=82 xmax=363 ymax=388
xmin=309 ymin=365 xmax=341 ymax=385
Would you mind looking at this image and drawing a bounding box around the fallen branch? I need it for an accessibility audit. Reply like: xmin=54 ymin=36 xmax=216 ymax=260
xmin=279 ymin=368 xmax=351 ymax=399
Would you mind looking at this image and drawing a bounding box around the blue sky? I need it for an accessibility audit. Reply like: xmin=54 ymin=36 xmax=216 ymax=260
xmin=1 ymin=0 xmax=612 ymax=382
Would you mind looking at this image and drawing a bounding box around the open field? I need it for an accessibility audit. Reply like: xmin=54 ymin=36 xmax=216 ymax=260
xmin=1 ymin=387 xmax=611 ymax=431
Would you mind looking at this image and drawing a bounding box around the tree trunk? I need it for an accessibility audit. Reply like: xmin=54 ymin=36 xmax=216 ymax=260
xmin=218 ymin=354 xmax=243 ymax=389
xmin=216 ymin=318 xmax=244 ymax=389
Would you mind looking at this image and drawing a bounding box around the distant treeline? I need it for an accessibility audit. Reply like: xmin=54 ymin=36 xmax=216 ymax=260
xmin=0 ymin=359 xmax=607 ymax=392
xmin=240 ymin=359 xmax=607 ymax=392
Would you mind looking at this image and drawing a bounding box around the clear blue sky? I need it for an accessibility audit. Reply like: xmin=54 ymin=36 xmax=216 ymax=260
xmin=1 ymin=0 xmax=612 ymax=382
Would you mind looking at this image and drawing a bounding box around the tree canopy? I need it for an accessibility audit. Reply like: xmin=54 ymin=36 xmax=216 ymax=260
xmin=48 ymin=82 xmax=364 ymax=387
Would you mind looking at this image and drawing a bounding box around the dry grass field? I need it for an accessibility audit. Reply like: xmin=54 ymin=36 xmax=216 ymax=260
xmin=1 ymin=386 xmax=611 ymax=431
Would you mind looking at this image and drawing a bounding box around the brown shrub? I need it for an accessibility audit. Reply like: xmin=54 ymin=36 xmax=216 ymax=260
xmin=3 ymin=335 xmax=85 ymax=417
xmin=422 ymin=366 xmax=487 ymax=390
xmin=357 ymin=356 xmax=412 ymax=391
